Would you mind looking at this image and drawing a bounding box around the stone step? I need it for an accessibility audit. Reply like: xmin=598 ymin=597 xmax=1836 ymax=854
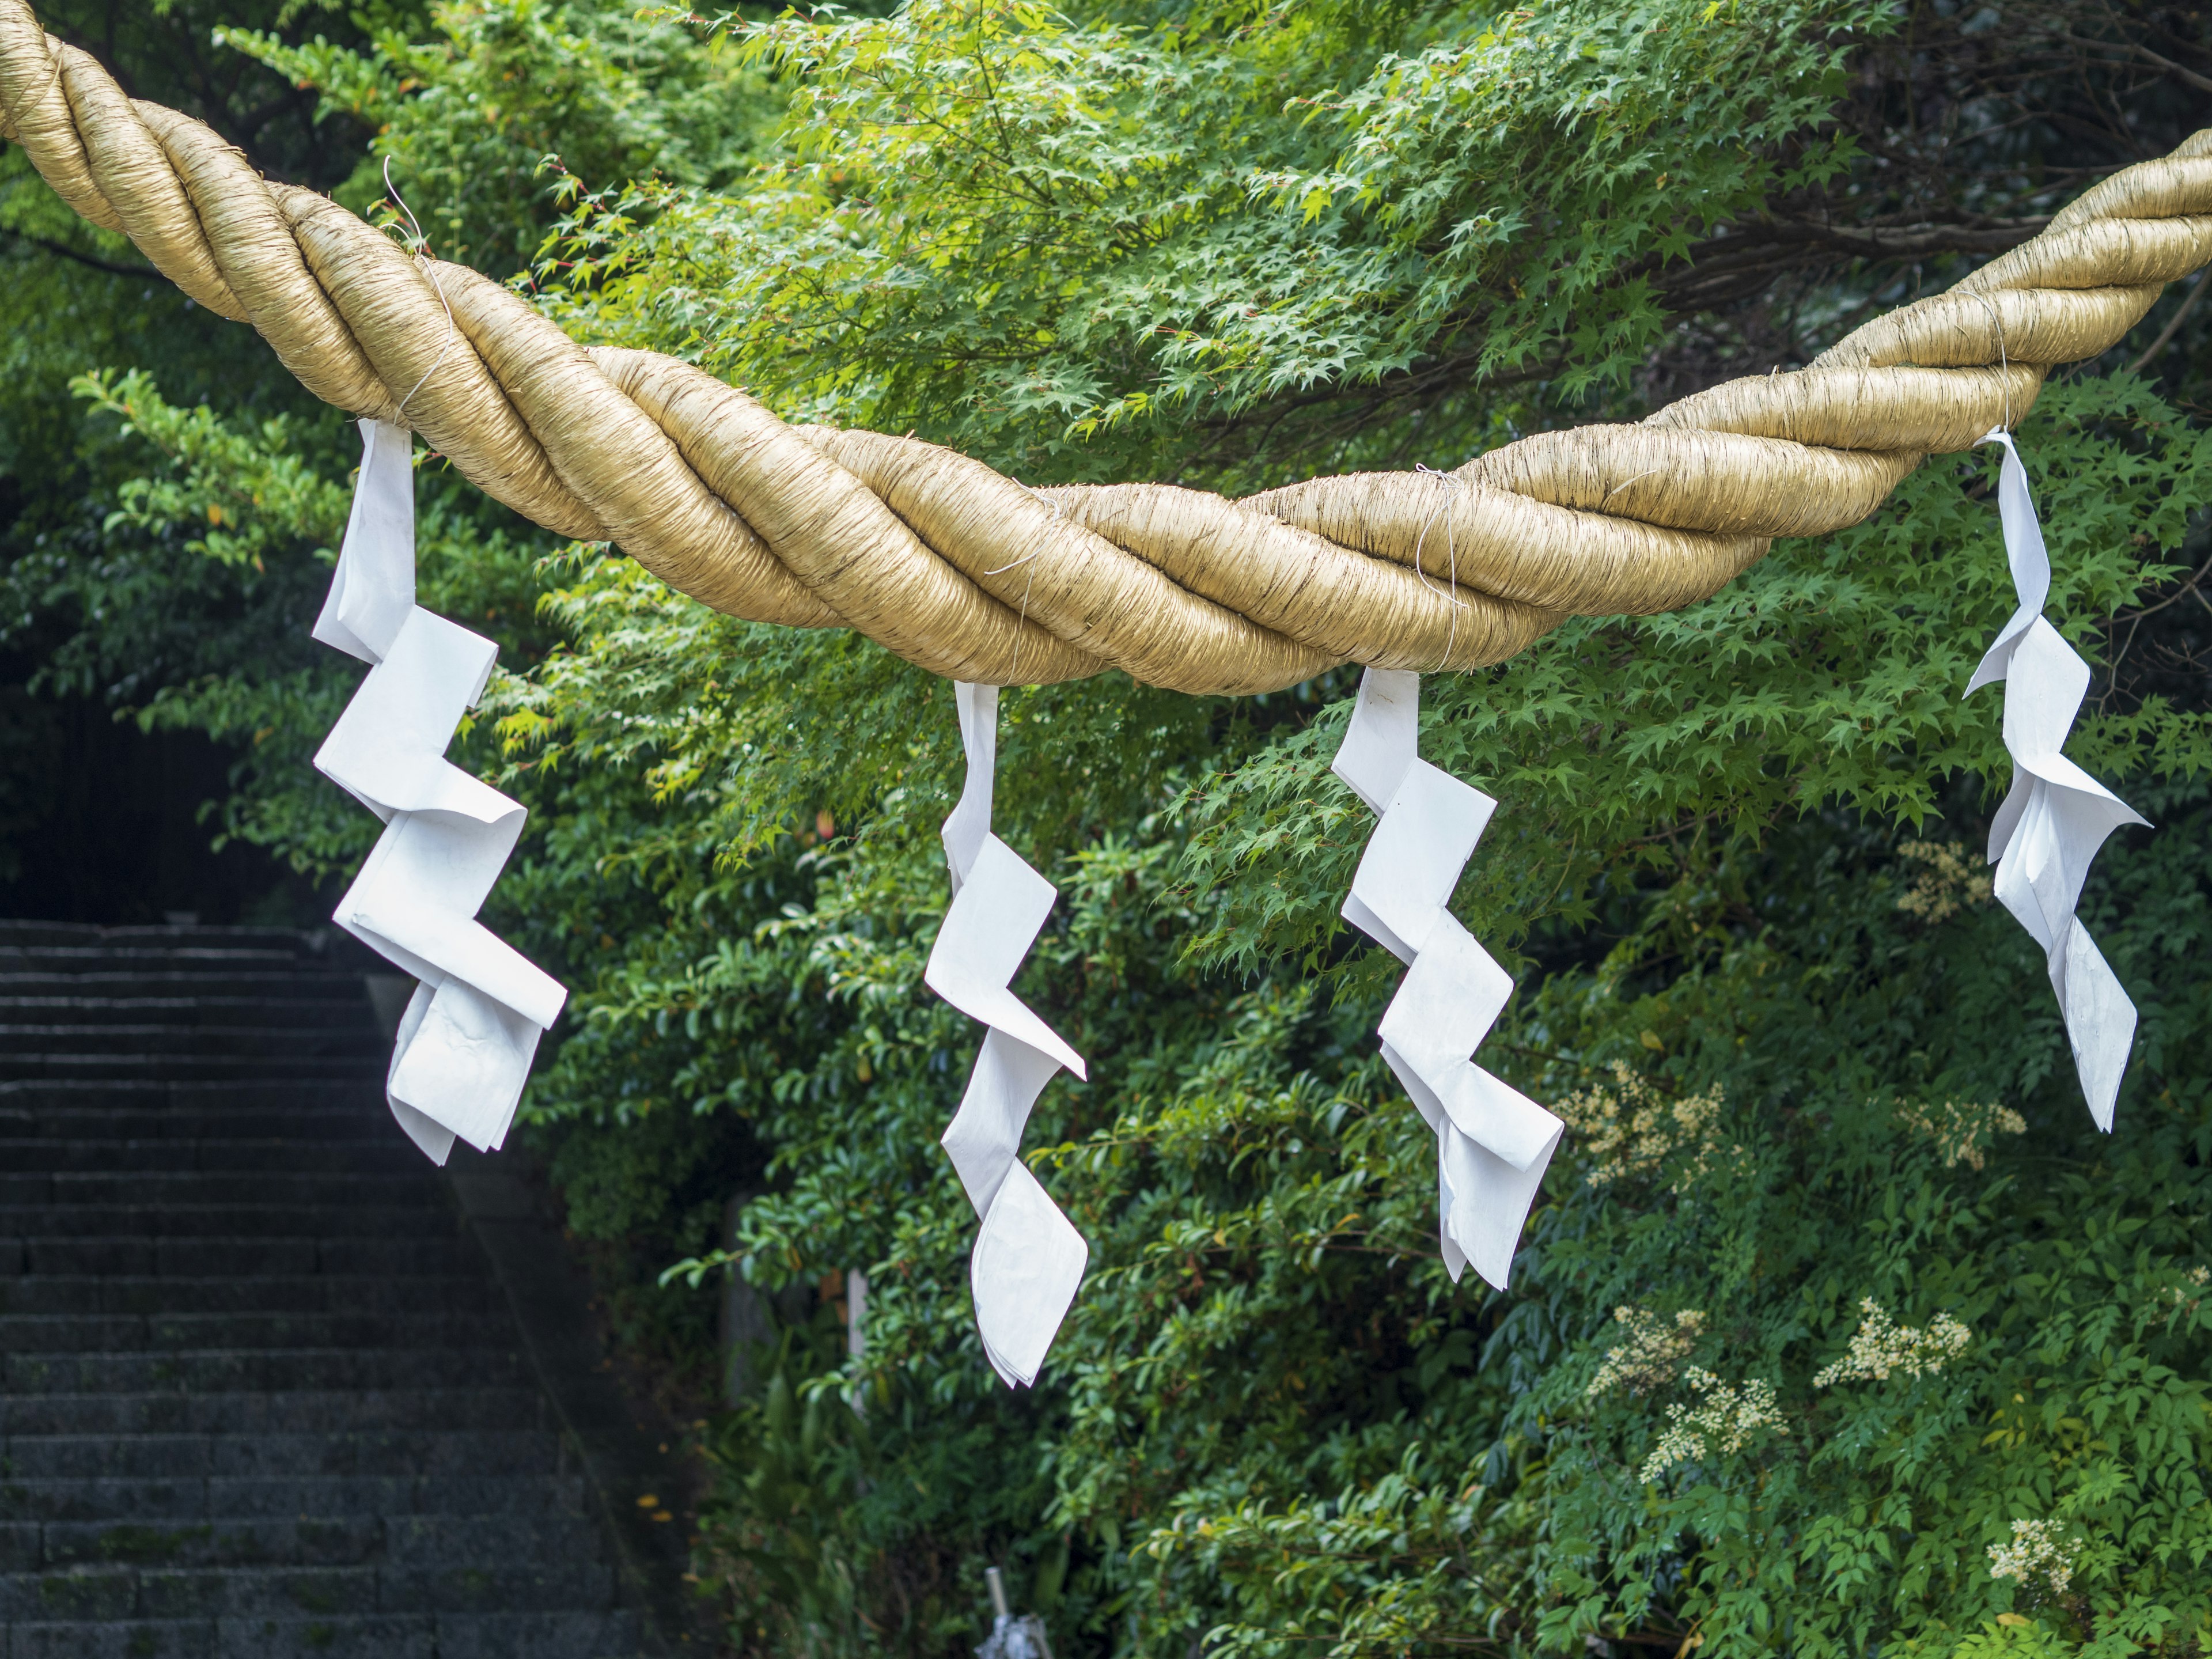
xmin=0 ymin=1387 xmax=547 ymax=1436
xmin=0 ymin=1141 xmax=429 ymax=1175
xmin=0 ymin=924 xmax=323 ymax=953
xmin=0 ymin=947 xmax=338 ymax=975
xmin=6 ymin=1236 xmax=484 ymax=1279
xmin=0 ymin=1173 xmax=442 ymax=1209
xmin=15 ymin=1510 xmax=604 ymax=1572
xmin=0 ymin=1473 xmax=590 ymax=1525
xmin=3 ymin=1347 xmax=532 ymax=1397
xmin=0 ymin=1429 xmax=565 ymax=1481
xmin=0 ymin=1077 xmax=387 ymax=1110
xmin=0 ymin=1311 xmax=507 ymax=1354
xmin=1 ymin=1108 xmax=395 ymax=1146
xmin=0 ymin=1274 xmax=505 ymax=1316
xmin=0 ymin=972 xmax=373 ymax=1003
xmin=0 ymin=1558 xmax=616 ymax=1619
xmin=0 ymin=922 xmax=650 ymax=1650
xmin=0 ymin=1205 xmax=458 ymax=1241
xmin=0 ymin=998 xmax=377 ymax=1029
xmin=0 ymin=1066 xmax=387 ymax=1092
xmin=0 ymin=1609 xmax=641 ymax=1659
xmin=0 ymin=1025 xmax=385 ymax=1059
xmin=0 ymin=1119 xmax=389 ymax=1159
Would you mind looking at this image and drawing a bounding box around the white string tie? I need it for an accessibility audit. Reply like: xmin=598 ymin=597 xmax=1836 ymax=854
xmin=382 ymin=160 xmax=455 ymax=422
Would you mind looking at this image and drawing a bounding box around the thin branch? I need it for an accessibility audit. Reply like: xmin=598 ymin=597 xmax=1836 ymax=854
xmin=2061 ymin=32 xmax=2212 ymax=95
xmin=1 ymin=228 xmax=160 ymax=281
xmin=2109 ymin=548 xmax=2212 ymax=626
xmin=2126 ymin=271 xmax=2208 ymax=374
xmin=1754 ymin=217 xmax=2050 ymax=259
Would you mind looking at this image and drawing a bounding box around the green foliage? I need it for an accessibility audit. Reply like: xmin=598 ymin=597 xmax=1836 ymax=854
xmin=1494 ymin=800 xmax=2212 ymax=1653
xmin=440 ymin=377 xmax=2212 ymax=1657
xmin=700 ymin=1315 xmax=1071 ymax=1655
xmin=0 ymin=0 xmax=419 ymax=906
xmin=223 ymin=0 xmax=778 ymax=274
xmin=545 ymin=0 xmax=1886 ymax=483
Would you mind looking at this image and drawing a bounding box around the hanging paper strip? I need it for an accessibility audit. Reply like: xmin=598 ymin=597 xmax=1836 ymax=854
xmin=1965 ymin=430 xmax=2149 ymax=1131
xmin=925 ymin=684 xmax=1090 ymax=1388
xmin=313 ymin=418 xmax=567 ymax=1163
xmin=1332 ymin=669 xmax=1563 ymax=1289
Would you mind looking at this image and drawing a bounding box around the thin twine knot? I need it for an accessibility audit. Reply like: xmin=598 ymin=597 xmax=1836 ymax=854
xmin=384 ymin=158 xmax=454 ymax=422
xmin=1412 ymin=464 xmax=1469 ymax=668
xmin=1969 ymin=288 xmax=2013 ymax=433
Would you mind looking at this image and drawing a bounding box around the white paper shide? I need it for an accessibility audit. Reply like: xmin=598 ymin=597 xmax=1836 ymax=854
xmin=926 ymin=684 xmax=1090 ymax=1388
xmin=1334 ymin=669 xmax=1562 ymax=1289
xmin=314 ymin=419 xmax=566 ymax=1162
xmin=1966 ymin=430 xmax=2147 ymax=1131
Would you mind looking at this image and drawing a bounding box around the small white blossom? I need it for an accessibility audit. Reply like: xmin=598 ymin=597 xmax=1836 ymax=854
xmin=1587 ymin=1306 xmax=1707 ymax=1398
xmin=1554 ymin=1065 xmax=1744 ymax=1192
xmin=1895 ymin=839 xmax=1994 ymax=922
xmin=1638 ymin=1368 xmax=1787 ymax=1482
xmin=1814 ymin=1298 xmax=1971 ymax=1387
xmin=1892 ymin=1098 xmax=2027 ymax=1171
xmin=1988 ymin=1518 xmax=2081 ymax=1594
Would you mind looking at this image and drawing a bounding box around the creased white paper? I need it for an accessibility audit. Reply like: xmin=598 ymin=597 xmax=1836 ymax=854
xmin=315 ymin=418 xmax=567 ymax=1162
xmin=925 ymin=683 xmax=1089 ymax=1388
xmin=1333 ymin=669 xmax=1562 ymax=1289
xmin=1965 ymin=430 xmax=2149 ymax=1131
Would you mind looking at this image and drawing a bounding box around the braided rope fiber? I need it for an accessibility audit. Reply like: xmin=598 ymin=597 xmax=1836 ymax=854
xmin=5 ymin=0 xmax=2211 ymax=694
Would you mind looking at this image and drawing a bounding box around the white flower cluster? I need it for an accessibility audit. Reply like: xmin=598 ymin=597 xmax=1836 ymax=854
xmin=1638 ymin=1368 xmax=1787 ymax=1483
xmin=1893 ymin=1097 xmax=2028 ymax=1171
xmin=1587 ymin=1306 xmax=1708 ymax=1399
xmin=1553 ymin=1063 xmax=1743 ymax=1193
xmin=1813 ymin=1298 xmax=1971 ymax=1387
xmin=1988 ymin=1518 xmax=2082 ymax=1594
xmin=1895 ymin=839 xmax=1995 ymax=923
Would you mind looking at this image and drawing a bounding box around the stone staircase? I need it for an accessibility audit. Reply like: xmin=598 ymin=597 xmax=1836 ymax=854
xmin=0 ymin=921 xmax=647 ymax=1657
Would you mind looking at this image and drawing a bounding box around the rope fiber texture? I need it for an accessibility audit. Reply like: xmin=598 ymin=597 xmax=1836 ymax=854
xmin=6 ymin=0 xmax=2211 ymax=693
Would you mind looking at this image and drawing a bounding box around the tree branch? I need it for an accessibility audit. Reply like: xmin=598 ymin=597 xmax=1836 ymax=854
xmin=2127 ymin=270 xmax=2208 ymax=373
xmin=1 ymin=227 xmax=160 ymax=281
xmin=2062 ymin=32 xmax=2212 ymax=95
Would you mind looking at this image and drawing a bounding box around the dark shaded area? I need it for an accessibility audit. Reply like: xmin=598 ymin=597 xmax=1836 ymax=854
xmin=0 ymin=0 xmax=398 ymax=930
xmin=0 ymin=921 xmax=655 ymax=1654
xmin=448 ymin=1144 xmax=719 ymax=1652
xmin=0 ymin=662 xmax=314 ymax=925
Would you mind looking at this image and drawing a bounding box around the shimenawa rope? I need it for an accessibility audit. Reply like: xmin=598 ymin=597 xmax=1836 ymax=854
xmin=4 ymin=0 xmax=2210 ymax=694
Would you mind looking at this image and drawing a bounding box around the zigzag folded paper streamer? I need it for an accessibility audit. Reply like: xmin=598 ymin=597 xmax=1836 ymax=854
xmin=1333 ymin=669 xmax=1563 ymax=1289
xmin=1965 ymin=431 xmax=2150 ymax=1131
xmin=925 ymin=684 xmax=1090 ymax=1388
xmin=313 ymin=418 xmax=567 ymax=1164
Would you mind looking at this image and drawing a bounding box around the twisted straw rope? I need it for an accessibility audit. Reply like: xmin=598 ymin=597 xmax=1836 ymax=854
xmin=5 ymin=0 xmax=2210 ymax=694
